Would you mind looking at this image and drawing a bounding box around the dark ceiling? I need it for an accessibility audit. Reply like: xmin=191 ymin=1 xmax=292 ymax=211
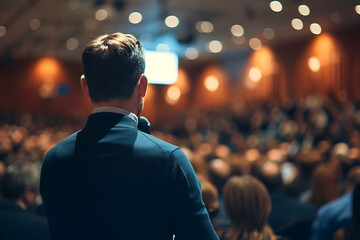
xmin=0 ymin=0 xmax=360 ymax=61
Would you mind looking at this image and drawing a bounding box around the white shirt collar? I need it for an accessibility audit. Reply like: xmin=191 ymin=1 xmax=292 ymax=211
xmin=92 ymin=107 xmax=138 ymax=124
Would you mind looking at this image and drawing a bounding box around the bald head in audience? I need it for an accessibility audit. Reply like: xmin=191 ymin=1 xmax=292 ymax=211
xmin=257 ymin=161 xmax=283 ymax=191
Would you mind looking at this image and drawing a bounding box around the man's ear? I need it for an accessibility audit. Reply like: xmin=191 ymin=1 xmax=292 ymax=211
xmin=138 ymin=74 xmax=148 ymax=98
xmin=80 ymin=75 xmax=90 ymax=98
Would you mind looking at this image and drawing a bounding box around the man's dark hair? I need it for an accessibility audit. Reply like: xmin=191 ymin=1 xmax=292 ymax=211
xmin=82 ymin=32 xmax=145 ymax=103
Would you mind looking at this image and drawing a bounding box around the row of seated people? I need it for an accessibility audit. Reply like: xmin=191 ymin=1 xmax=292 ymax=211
xmin=0 ymin=150 xmax=359 ymax=240
xmin=201 ymin=157 xmax=360 ymax=240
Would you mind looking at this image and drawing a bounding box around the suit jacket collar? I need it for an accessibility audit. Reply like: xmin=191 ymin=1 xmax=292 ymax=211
xmin=84 ymin=112 xmax=138 ymax=130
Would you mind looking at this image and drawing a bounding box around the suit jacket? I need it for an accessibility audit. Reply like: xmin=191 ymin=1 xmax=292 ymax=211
xmin=40 ymin=112 xmax=218 ymax=240
xmin=0 ymin=201 xmax=51 ymax=240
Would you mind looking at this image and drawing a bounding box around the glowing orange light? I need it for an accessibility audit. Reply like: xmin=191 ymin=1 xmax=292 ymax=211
xmin=34 ymin=57 xmax=62 ymax=83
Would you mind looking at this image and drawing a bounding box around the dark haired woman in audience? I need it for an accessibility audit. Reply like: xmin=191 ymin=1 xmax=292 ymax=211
xmin=222 ymin=175 xmax=284 ymax=240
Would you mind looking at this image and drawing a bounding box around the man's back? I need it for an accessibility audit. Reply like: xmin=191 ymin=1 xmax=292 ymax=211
xmin=40 ymin=113 xmax=218 ymax=240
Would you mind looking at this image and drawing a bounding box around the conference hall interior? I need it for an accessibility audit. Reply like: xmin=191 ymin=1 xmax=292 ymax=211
xmin=1 ymin=0 xmax=360 ymax=239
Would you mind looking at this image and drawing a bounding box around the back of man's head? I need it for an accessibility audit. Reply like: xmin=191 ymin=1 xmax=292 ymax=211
xmin=82 ymin=32 xmax=145 ymax=103
xmin=257 ymin=161 xmax=283 ymax=192
xmin=1 ymin=163 xmax=40 ymax=202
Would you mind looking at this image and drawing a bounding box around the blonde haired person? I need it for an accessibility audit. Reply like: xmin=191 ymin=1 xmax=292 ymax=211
xmin=223 ymin=175 xmax=281 ymax=240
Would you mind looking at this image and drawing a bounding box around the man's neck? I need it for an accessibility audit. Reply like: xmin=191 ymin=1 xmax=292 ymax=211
xmin=93 ymin=99 xmax=137 ymax=115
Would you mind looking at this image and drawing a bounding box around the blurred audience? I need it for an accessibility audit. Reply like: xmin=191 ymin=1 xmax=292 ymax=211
xmin=311 ymin=166 xmax=360 ymax=240
xmin=222 ymin=175 xmax=279 ymax=240
xmin=0 ymin=162 xmax=51 ymax=240
xmin=256 ymin=161 xmax=316 ymax=240
xmin=1 ymin=94 xmax=360 ymax=239
xmin=302 ymin=164 xmax=341 ymax=209
xmin=344 ymin=182 xmax=360 ymax=240
xmin=201 ymin=180 xmax=222 ymax=237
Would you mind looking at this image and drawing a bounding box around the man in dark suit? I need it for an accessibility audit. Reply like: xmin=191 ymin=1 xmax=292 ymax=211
xmin=0 ymin=163 xmax=51 ymax=240
xmin=40 ymin=32 xmax=219 ymax=240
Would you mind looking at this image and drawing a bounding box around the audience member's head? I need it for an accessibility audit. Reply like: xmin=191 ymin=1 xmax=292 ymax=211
xmin=229 ymin=154 xmax=251 ymax=176
xmin=295 ymin=151 xmax=323 ymax=178
xmin=256 ymin=161 xmax=283 ymax=192
xmin=1 ymin=163 xmax=40 ymax=210
xmin=223 ymin=175 xmax=277 ymax=240
xmin=306 ymin=164 xmax=340 ymax=209
xmin=345 ymin=166 xmax=360 ymax=192
xmin=200 ymin=180 xmax=219 ymax=218
xmin=81 ymin=32 xmax=145 ymax=104
xmin=208 ymin=158 xmax=231 ymax=192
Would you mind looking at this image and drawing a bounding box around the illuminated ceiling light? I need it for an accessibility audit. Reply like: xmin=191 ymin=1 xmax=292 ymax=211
xmin=95 ymin=9 xmax=108 ymax=21
xmin=185 ymin=47 xmax=198 ymax=60
xmin=249 ymin=67 xmax=262 ymax=82
xmin=270 ymin=1 xmax=283 ymax=13
xmin=356 ymin=5 xmax=360 ymax=14
xmin=231 ymin=24 xmax=244 ymax=37
xmin=308 ymin=57 xmax=321 ymax=72
xmin=128 ymin=12 xmax=142 ymax=24
xmin=165 ymin=15 xmax=179 ymax=28
xmin=291 ymin=18 xmax=303 ymax=30
xmin=156 ymin=43 xmax=170 ymax=51
xmin=263 ymin=28 xmax=275 ymax=40
xmin=200 ymin=21 xmax=214 ymax=33
xmin=249 ymin=38 xmax=262 ymax=50
xmin=204 ymin=76 xmax=219 ymax=92
xmin=298 ymin=5 xmax=310 ymax=16
xmin=166 ymin=86 xmax=181 ymax=104
xmin=0 ymin=26 xmax=7 ymax=37
xmin=207 ymin=40 xmax=223 ymax=53
xmin=66 ymin=37 xmax=79 ymax=51
xmin=29 ymin=18 xmax=41 ymax=31
xmin=68 ymin=0 xmax=80 ymax=10
xmin=310 ymin=23 xmax=322 ymax=35
xmin=330 ymin=12 xmax=341 ymax=23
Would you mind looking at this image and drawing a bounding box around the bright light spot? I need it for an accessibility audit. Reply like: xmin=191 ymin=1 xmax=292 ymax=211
xmin=231 ymin=24 xmax=244 ymax=37
xmin=330 ymin=12 xmax=341 ymax=23
xmin=185 ymin=47 xmax=198 ymax=60
xmin=95 ymin=9 xmax=108 ymax=21
xmin=232 ymin=36 xmax=246 ymax=45
xmin=68 ymin=0 xmax=80 ymax=10
xmin=165 ymin=15 xmax=179 ymax=28
xmin=291 ymin=18 xmax=303 ymax=30
xmin=263 ymin=28 xmax=275 ymax=40
xmin=144 ymin=51 xmax=178 ymax=85
xmin=204 ymin=76 xmax=219 ymax=92
xmin=356 ymin=5 xmax=360 ymax=14
xmin=249 ymin=67 xmax=262 ymax=82
xmin=0 ymin=26 xmax=6 ymax=37
xmin=308 ymin=57 xmax=321 ymax=72
xmin=66 ymin=38 xmax=79 ymax=51
xmin=207 ymin=40 xmax=223 ymax=53
xmin=310 ymin=23 xmax=322 ymax=35
xmin=298 ymin=5 xmax=310 ymax=16
xmin=270 ymin=1 xmax=283 ymax=12
xmin=128 ymin=12 xmax=142 ymax=24
xmin=200 ymin=21 xmax=214 ymax=33
xmin=249 ymin=38 xmax=262 ymax=50
xmin=166 ymin=86 xmax=181 ymax=104
xmin=30 ymin=19 xmax=41 ymax=31
xmin=156 ymin=43 xmax=170 ymax=52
